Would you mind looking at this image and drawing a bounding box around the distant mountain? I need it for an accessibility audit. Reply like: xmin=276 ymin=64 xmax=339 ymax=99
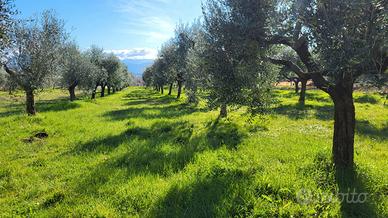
xmin=122 ymin=59 xmax=153 ymax=77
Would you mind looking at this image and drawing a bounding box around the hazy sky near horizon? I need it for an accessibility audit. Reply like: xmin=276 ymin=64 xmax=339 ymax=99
xmin=14 ymin=0 xmax=203 ymax=60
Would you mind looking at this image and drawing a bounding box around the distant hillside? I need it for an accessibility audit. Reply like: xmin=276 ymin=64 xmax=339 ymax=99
xmin=122 ymin=59 xmax=153 ymax=77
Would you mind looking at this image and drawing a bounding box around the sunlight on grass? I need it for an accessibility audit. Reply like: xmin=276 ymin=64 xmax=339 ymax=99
xmin=0 ymin=87 xmax=387 ymax=217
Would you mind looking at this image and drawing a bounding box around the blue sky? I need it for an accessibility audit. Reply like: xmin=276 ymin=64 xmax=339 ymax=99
xmin=15 ymin=0 xmax=203 ymax=60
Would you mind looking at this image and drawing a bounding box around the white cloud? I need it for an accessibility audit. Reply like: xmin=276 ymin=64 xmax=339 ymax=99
xmin=106 ymin=48 xmax=158 ymax=60
xmin=113 ymin=0 xmax=176 ymax=47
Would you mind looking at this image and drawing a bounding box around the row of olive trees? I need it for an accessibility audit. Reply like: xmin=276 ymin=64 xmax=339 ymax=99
xmin=143 ymin=23 xmax=197 ymax=100
xmin=0 ymin=7 xmax=134 ymax=115
xmin=62 ymin=44 xmax=133 ymax=101
xmin=144 ymin=0 xmax=387 ymax=168
xmin=143 ymin=17 xmax=276 ymax=117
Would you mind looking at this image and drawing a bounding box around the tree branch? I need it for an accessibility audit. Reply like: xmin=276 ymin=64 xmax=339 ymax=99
xmin=268 ymin=57 xmax=308 ymax=80
xmin=3 ymin=64 xmax=27 ymax=89
xmin=267 ymin=35 xmax=334 ymax=94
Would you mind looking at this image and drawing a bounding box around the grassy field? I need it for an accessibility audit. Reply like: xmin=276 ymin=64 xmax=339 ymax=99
xmin=0 ymin=87 xmax=387 ymax=217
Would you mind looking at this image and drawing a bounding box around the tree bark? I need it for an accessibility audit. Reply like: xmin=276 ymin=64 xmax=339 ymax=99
xmin=161 ymin=86 xmax=164 ymax=94
xmin=220 ymin=103 xmax=227 ymax=118
xmin=177 ymin=80 xmax=182 ymax=99
xmin=101 ymin=84 xmax=105 ymax=97
xmin=25 ymin=89 xmax=36 ymax=115
xmin=91 ymin=84 xmax=98 ymax=99
xmin=108 ymin=86 xmax=111 ymax=95
xmin=69 ymin=86 xmax=76 ymax=101
xmin=168 ymin=83 xmax=173 ymax=95
xmin=331 ymin=85 xmax=355 ymax=167
xmin=299 ymin=79 xmax=307 ymax=105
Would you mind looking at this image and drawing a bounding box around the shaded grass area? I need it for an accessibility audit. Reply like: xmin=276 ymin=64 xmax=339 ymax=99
xmin=0 ymin=87 xmax=387 ymax=217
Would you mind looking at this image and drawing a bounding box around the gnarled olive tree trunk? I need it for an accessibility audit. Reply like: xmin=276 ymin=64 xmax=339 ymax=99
xmin=291 ymin=37 xmax=356 ymax=167
xmin=91 ymin=84 xmax=98 ymax=99
xmin=177 ymin=80 xmax=183 ymax=99
xmin=68 ymin=81 xmax=78 ymax=101
xmin=100 ymin=83 xmax=105 ymax=97
xmin=298 ymin=79 xmax=307 ymax=105
xmin=331 ymin=84 xmax=355 ymax=167
xmin=220 ymin=103 xmax=227 ymax=118
xmin=25 ymin=89 xmax=36 ymax=115
xmin=168 ymin=83 xmax=173 ymax=95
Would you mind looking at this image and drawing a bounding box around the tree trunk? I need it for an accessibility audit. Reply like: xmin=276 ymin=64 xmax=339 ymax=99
xmin=91 ymin=85 xmax=98 ymax=99
xmin=168 ymin=83 xmax=173 ymax=95
xmin=298 ymin=79 xmax=307 ymax=105
xmin=69 ymin=85 xmax=76 ymax=101
xmin=295 ymin=80 xmax=300 ymax=93
xmin=112 ymin=87 xmax=116 ymax=94
xmin=220 ymin=103 xmax=227 ymax=118
xmin=25 ymin=89 xmax=36 ymax=116
xmin=101 ymin=84 xmax=105 ymax=97
xmin=161 ymin=86 xmax=164 ymax=94
xmin=177 ymin=80 xmax=182 ymax=99
xmin=108 ymin=86 xmax=111 ymax=95
xmin=331 ymin=86 xmax=355 ymax=167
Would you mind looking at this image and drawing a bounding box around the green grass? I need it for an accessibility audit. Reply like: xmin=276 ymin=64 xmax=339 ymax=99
xmin=0 ymin=87 xmax=387 ymax=217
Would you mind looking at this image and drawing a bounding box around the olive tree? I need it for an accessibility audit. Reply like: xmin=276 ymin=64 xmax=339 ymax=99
xmin=1 ymin=0 xmax=18 ymax=94
xmin=185 ymin=20 xmax=206 ymax=104
xmin=159 ymin=39 xmax=178 ymax=95
xmin=85 ymin=45 xmax=108 ymax=99
xmin=0 ymin=0 xmax=16 ymax=52
xmin=117 ymin=64 xmax=134 ymax=90
xmin=142 ymin=67 xmax=154 ymax=88
xmin=3 ymin=10 xmax=67 ymax=115
xmin=101 ymin=53 xmax=121 ymax=95
xmin=110 ymin=62 xmax=133 ymax=92
xmin=60 ymin=42 xmax=99 ymax=101
xmin=174 ymin=23 xmax=194 ymax=99
xmin=265 ymin=0 xmax=387 ymax=167
xmin=214 ymin=0 xmax=386 ymax=167
xmin=202 ymin=0 xmax=275 ymax=117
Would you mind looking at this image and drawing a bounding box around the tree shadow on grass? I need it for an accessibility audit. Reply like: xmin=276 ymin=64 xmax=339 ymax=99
xmin=151 ymin=168 xmax=254 ymax=218
xmin=355 ymin=95 xmax=379 ymax=104
xmin=123 ymin=89 xmax=161 ymax=100
xmin=74 ymin=121 xmax=195 ymax=194
xmin=124 ymin=95 xmax=178 ymax=107
xmin=0 ymin=107 xmax=23 ymax=118
xmin=278 ymin=90 xmax=331 ymax=103
xmin=0 ymin=99 xmax=80 ymax=117
xmin=308 ymin=153 xmax=380 ymax=217
xmin=74 ymin=117 xmax=246 ymax=204
xmin=106 ymin=87 xmax=212 ymax=121
xmin=335 ymin=167 xmax=378 ymax=217
xmin=305 ymin=92 xmax=331 ymax=103
xmin=206 ymin=117 xmax=244 ymax=150
xmin=104 ymin=103 xmax=204 ymax=121
xmin=37 ymin=99 xmax=80 ymax=113
xmin=72 ymin=121 xmax=193 ymax=154
xmin=356 ymin=120 xmax=388 ymax=140
xmin=274 ymin=103 xmax=333 ymax=121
